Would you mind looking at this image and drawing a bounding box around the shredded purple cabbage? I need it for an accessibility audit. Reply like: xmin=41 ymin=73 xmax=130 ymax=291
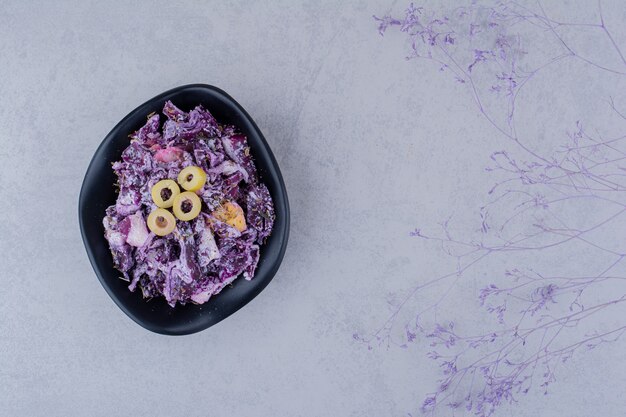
xmin=103 ymin=101 xmax=275 ymax=307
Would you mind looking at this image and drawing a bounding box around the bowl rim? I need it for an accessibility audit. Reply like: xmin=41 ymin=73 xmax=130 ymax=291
xmin=78 ymin=83 xmax=290 ymax=335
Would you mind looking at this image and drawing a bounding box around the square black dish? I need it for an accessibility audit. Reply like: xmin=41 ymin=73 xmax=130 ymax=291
xmin=79 ymin=84 xmax=290 ymax=335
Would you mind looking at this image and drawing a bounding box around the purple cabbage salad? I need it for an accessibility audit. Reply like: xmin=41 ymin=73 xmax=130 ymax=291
xmin=103 ymin=101 xmax=275 ymax=307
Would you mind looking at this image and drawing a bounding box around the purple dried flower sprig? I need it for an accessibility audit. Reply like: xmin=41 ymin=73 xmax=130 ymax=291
xmin=363 ymin=2 xmax=626 ymax=416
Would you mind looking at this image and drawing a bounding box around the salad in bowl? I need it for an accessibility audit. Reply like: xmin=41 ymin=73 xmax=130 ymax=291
xmin=103 ymin=101 xmax=275 ymax=307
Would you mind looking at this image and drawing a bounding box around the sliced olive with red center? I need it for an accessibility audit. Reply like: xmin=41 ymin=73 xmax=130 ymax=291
xmin=151 ymin=179 xmax=180 ymax=208
xmin=177 ymin=166 xmax=207 ymax=192
xmin=172 ymin=191 xmax=202 ymax=221
xmin=147 ymin=208 xmax=177 ymax=236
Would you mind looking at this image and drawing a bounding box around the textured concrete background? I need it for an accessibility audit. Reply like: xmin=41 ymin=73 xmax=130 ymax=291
xmin=1 ymin=1 xmax=625 ymax=416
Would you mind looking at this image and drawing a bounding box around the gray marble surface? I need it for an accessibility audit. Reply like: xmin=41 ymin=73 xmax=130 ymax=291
xmin=1 ymin=1 xmax=625 ymax=416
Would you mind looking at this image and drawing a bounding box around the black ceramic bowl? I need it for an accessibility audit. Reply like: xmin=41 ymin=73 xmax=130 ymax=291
xmin=79 ymin=84 xmax=289 ymax=335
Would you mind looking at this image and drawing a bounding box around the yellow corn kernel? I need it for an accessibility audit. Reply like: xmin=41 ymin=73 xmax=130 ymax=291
xmin=212 ymin=201 xmax=247 ymax=232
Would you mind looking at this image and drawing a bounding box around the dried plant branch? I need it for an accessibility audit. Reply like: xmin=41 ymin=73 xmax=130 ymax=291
xmin=362 ymin=2 xmax=626 ymax=415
